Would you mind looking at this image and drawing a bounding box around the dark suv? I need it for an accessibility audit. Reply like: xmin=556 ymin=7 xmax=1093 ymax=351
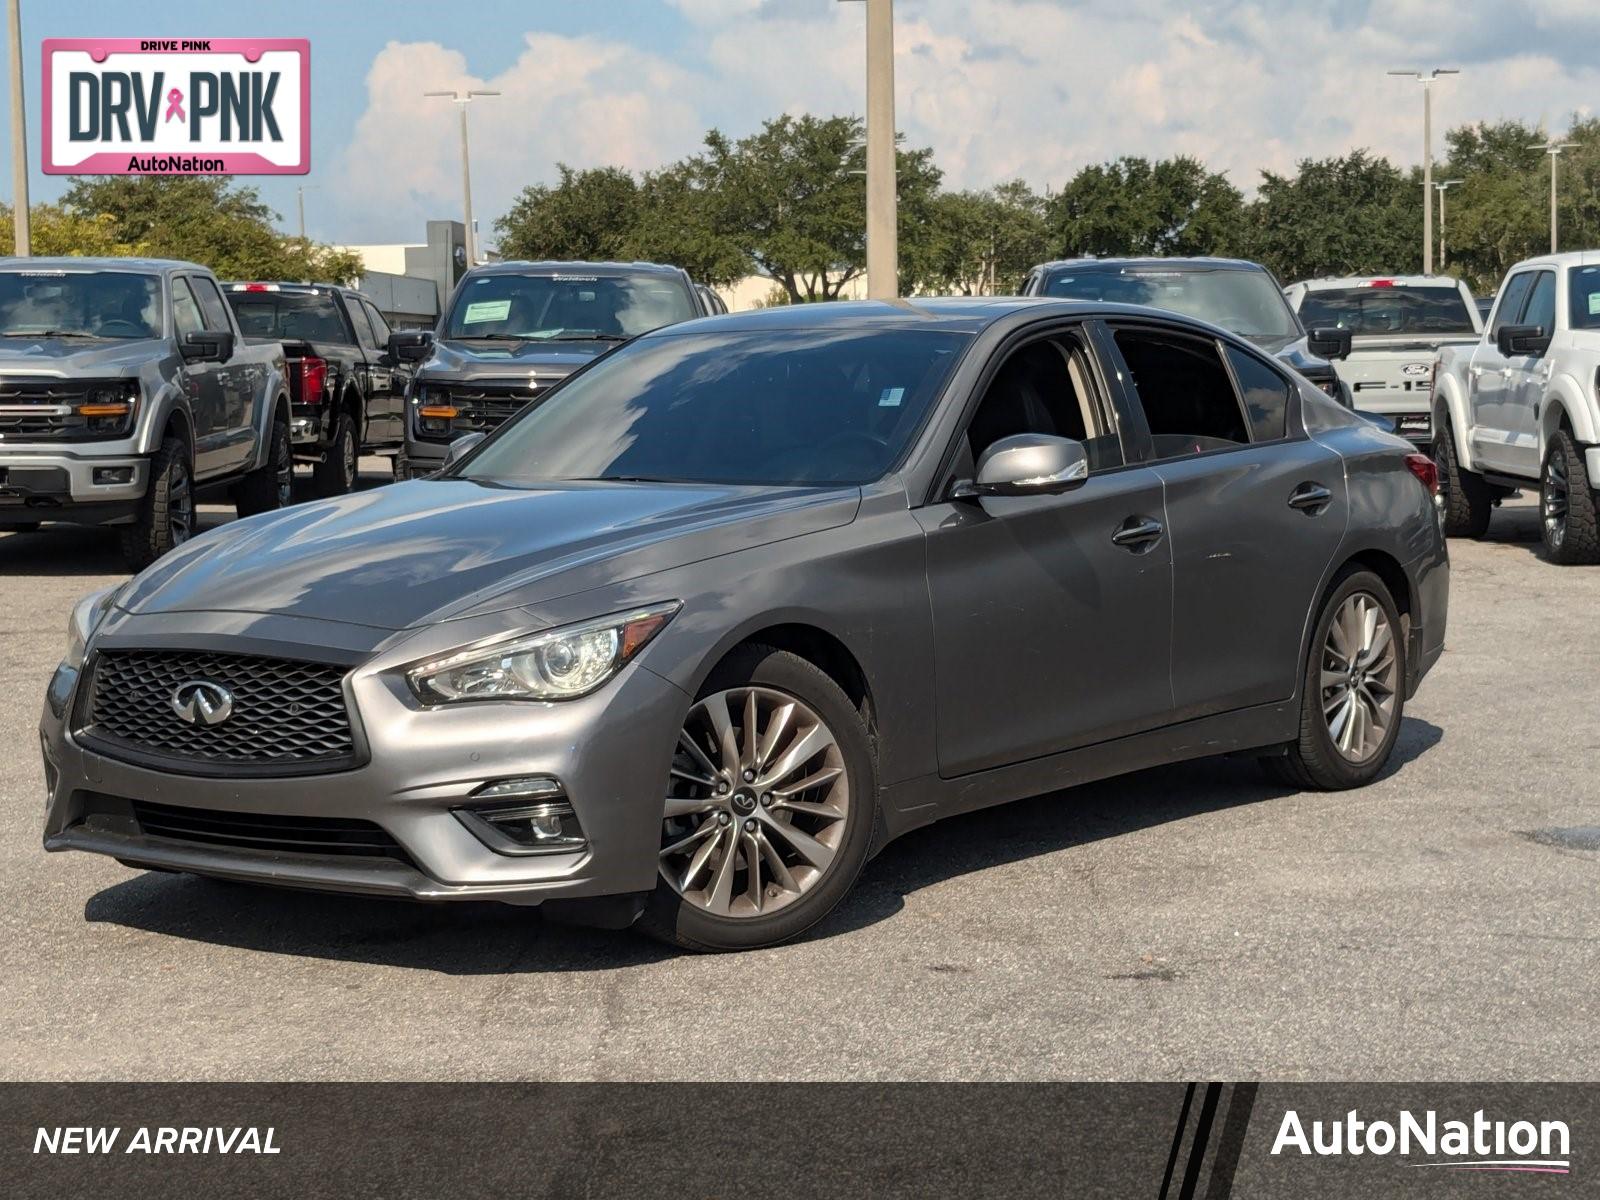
xmin=393 ymin=261 xmax=715 ymax=478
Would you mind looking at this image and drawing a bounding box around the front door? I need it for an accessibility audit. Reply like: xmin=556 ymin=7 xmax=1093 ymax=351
xmin=172 ymin=277 xmax=230 ymax=480
xmin=917 ymin=329 xmax=1175 ymax=777
xmin=1502 ymin=268 xmax=1556 ymax=478
xmin=1469 ymin=269 xmax=1535 ymax=473
xmin=1105 ymin=325 xmax=1348 ymax=720
xmin=356 ymin=298 xmax=400 ymax=445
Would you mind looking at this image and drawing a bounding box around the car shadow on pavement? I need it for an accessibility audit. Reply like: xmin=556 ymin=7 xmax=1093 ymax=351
xmin=81 ymin=717 xmax=1443 ymax=970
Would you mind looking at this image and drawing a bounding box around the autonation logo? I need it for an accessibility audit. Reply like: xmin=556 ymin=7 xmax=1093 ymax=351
xmin=1272 ymin=1108 xmax=1571 ymax=1175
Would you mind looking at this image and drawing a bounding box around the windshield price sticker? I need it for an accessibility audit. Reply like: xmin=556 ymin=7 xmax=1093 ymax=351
xmin=463 ymin=300 xmax=512 ymax=324
xmin=42 ymin=38 xmax=310 ymax=175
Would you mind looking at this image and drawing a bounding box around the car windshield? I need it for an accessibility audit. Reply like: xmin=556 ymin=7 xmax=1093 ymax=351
xmin=1568 ymin=266 xmax=1600 ymax=330
xmin=0 ymin=270 xmax=163 ymax=339
xmin=1297 ymin=285 xmax=1476 ymax=334
xmin=228 ymin=290 xmax=351 ymax=342
xmin=459 ymin=328 xmax=971 ymax=487
xmin=443 ymin=272 xmax=698 ymax=341
xmin=1042 ymin=266 xmax=1300 ymax=339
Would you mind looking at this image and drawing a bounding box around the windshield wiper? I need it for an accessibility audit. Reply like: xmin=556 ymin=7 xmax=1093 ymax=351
xmin=539 ymin=332 xmax=631 ymax=343
xmin=1 ymin=329 xmax=103 ymax=339
xmin=454 ymin=333 xmax=529 ymax=343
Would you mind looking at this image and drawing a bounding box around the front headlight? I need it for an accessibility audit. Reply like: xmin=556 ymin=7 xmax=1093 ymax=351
xmin=64 ymin=583 xmax=126 ymax=670
xmin=407 ymin=602 xmax=679 ymax=703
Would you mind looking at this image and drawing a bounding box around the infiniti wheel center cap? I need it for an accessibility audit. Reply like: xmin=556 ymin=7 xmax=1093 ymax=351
xmin=730 ymin=789 xmax=758 ymax=816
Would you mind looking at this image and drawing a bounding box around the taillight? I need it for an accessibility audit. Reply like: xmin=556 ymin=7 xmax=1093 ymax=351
xmin=1404 ymin=452 xmax=1439 ymax=497
xmin=299 ymin=356 xmax=327 ymax=404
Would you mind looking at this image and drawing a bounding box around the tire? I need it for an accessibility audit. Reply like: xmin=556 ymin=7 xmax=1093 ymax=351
xmin=119 ymin=435 xmax=195 ymax=570
xmin=233 ymin=412 xmax=293 ymax=518
xmin=312 ymin=408 xmax=358 ymax=497
xmin=1539 ymin=429 xmax=1600 ymax=565
xmin=394 ymin=447 xmax=412 ymax=481
xmin=637 ymin=645 xmax=879 ymax=952
xmin=1261 ymin=568 xmax=1407 ymax=791
xmin=1433 ymin=417 xmax=1492 ymax=538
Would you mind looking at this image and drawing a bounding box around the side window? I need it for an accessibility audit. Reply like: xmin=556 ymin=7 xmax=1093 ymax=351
xmin=362 ymin=301 xmax=392 ymax=347
xmin=1491 ymin=272 xmax=1535 ymax=337
xmin=1114 ymin=328 xmax=1249 ymax=459
xmin=1521 ymin=270 xmax=1556 ymax=335
xmin=171 ymin=278 xmax=205 ymax=337
xmin=345 ymin=298 xmax=376 ymax=349
xmin=1224 ymin=345 xmax=1293 ymax=442
xmin=965 ymin=334 xmax=1123 ymax=474
xmin=188 ymin=276 xmax=231 ymax=332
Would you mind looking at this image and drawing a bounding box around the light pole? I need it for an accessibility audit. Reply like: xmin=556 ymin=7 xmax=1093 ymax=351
xmin=295 ymin=184 xmax=318 ymax=242
xmin=7 ymin=0 xmax=29 ymax=256
xmin=840 ymin=0 xmax=897 ymax=299
xmin=1388 ymin=68 xmax=1459 ymax=275
xmin=1529 ymin=138 xmax=1577 ymax=254
xmin=1433 ymin=179 xmax=1462 ymax=270
xmin=425 ymin=89 xmax=500 ymax=267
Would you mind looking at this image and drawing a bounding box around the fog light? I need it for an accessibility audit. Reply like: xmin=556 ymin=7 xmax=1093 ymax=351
xmin=454 ymin=777 xmax=588 ymax=856
xmin=93 ymin=466 xmax=134 ymax=485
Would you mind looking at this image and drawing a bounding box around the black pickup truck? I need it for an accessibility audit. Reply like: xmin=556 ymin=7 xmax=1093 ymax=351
xmin=224 ymin=282 xmax=405 ymax=495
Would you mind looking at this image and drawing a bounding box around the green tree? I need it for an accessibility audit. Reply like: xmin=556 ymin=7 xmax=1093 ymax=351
xmin=495 ymin=165 xmax=642 ymax=262
xmin=1245 ymin=150 xmax=1421 ymax=281
xmin=2 ymin=202 xmax=136 ymax=257
xmin=629 ymin=160 xmax=749 ymax=287
xmin=58 ymin=175 xmax=361 ymax=282
xmin=915 ymin=182 xmax=1049 ymax=295
xmin=1048 ymin=156 xmax=1245 ymax=259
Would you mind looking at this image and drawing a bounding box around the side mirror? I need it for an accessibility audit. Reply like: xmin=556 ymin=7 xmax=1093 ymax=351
xmin=441 ymin=431 xmax=486 ymax=471
xmin=391 ymin=330 xmax=435 ymax=363
xmin=180 ymin=329 xmax=234 ymax=363
xmin=1496 ymin=324 xmax=1551 ymax=358
xmin=1306 ymin=327 xmax=1353 ymax=361
xmin=953 ymin=433 xmax=1090 ymax=499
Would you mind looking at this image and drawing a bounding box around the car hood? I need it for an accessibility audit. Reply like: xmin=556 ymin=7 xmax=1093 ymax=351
xmin=418 ymin=337 xmax=610 ymax=382
xmin=0 ymin=336 xmax=165 ymax=372
xmin=120 ymin=478 xmax=862 ymax=630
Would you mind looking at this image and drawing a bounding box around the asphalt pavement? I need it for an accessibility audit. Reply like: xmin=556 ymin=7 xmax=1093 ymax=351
xmin=1 ymin=473 xmax=1595 ymax=1080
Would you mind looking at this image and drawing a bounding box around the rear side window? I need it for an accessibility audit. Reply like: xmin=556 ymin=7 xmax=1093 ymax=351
xmin=1521 ymin=271 xmax=1556 ymax=336
xmin=1491 ymin=272 xmax=1535 ymax=337
xmin=1114 ymin=328 xmax=1249 ymax=459
xmin=363 ymin=301 xmax=392 ymax=347
xmin=1224 ymin=346 xmax=1292 ymax=442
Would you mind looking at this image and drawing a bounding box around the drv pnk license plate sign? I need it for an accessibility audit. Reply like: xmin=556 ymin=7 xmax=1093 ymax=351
xmin=41 ymin=39 xmax=309 ymax=175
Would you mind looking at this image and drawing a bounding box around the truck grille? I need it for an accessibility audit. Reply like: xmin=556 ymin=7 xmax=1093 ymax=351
xmin=82 ymin=650 xmax=357 ymax=774
xmin=418 ymin=383 xmax=545 ymax=440
xmin=129 ymin=800 xmax=409 ymax=862
xmin=0 ymin=378 xmax=133 ymax=440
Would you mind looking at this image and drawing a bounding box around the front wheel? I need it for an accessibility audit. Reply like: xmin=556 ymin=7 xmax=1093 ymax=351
xmin=638 ymin=646 xmax=878 ymax=952
xmin=1540 ymin=429 xmax=1600 ymax=565
xmin=119 ymin=435 xmax=194 ymax=570
xmin=1262 ymin=568 xmax=1406 ymax=791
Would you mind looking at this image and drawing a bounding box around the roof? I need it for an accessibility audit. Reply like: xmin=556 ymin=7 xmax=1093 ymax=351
xmin=0 ymin=256 xmax=202 ymax=273
xmin=1033 ymin=256 xmax=1270 ymax=273
xmin=1289 ymin=274 xmax=1467 ymax=290
xmin=1495 ymin=250 xmax=1600 ymax=271
xmin=221 ymin=280 xmax=358 ymax=295
xmin=465 ymin=260 xmax=690 ymax=278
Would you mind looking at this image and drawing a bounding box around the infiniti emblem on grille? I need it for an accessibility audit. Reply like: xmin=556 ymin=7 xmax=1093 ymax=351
xmin=171 ymin=680 xmax=235 ymax=727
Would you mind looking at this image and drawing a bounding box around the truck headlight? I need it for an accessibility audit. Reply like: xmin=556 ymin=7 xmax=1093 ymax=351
xmin=78 ymin=382 xmax=140 ymax=436
xmin=64 ymin=583 xmax=126 ymax=670
xmin=407 ymin=603 xmax=679 ymax=703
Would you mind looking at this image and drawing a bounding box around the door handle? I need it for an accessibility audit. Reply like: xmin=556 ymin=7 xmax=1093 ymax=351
xmin=1288 ymin=482 xmax=1333 ymax=512
xmin=1111 ymin=515 xmax=1164 ymax=549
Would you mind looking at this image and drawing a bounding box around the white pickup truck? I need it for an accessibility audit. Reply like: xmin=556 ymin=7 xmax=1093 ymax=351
xmin=1284 ymin=275 xmax=1481 ymax=445
xmin=1430 ymin=251 xmax=1600 ymax=564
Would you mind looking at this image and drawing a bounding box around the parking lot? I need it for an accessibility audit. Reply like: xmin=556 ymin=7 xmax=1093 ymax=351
xmin=1 ymin=469 xmax=1595 ymax=1082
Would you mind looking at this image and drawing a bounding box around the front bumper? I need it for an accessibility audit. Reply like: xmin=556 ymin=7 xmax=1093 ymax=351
xmin=41 ymin=611 xmax=691 ymax=906
xmin=1 ymin=445 xmax=148 ymax=524
xmin=401 ymin=433 xmax=447 ymax=478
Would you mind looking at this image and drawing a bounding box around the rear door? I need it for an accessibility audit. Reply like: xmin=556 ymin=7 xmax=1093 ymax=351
xmin=1469 ymin=269 xmax=1535 ymax=472
xmin=916 ymin=322 xmax=1174 ymax=776
xmin=1105 ymin=322 xmax=1349 ymax=720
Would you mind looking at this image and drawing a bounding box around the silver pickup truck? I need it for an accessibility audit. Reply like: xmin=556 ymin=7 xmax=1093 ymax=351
xmin=0 ymin=258 xmax=293 ymax=568
xmin=1283 ymin=275 xmax=1482 ymax=444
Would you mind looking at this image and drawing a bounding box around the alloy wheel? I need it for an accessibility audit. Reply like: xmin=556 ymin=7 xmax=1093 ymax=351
xmin=1320 ymin=592 xmax=1398 ymax=763
xmin=1543 ymin=449 xmax=1569 ymax=551
xmin=169 ymin=461 xmax=194 ymax=546
xmin=276 ymin=435 xmax=294 ymax=507
xmin=341 ymin=425 xmax=358 ymax=490
xmin=660 ymin=686 xmax=850 ymax=919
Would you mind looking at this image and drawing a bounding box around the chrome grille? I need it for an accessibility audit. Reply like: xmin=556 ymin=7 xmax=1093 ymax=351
xmin=0 ymin=378 xmax=131 ymax=440
xmin=84 ymin=650 xmax=356 ymax=772
xmin=418 ymin=382 xmax=544 ymax=440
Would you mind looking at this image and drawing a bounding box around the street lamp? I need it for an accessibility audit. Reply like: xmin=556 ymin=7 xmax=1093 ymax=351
xmin=7 ymin=0 xmax=30 ymax=256
xmin=1388 ymin=68 xmax=1459 ymax=275
xmin=1433 ymin=179 xmax=1463 ymax=270
xmin=1529 ymin=137 xmax=1577 ymax=254
xmin=839 ymin=0 xmax=897 ymax=299
xmin=295 ymin=184 xmax=319 ymax=242
xmin=424 ymin=89 xmax=500 ymax=267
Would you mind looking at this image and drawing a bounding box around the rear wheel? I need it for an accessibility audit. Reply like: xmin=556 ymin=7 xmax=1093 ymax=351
xmin=1539 ymin=429 xmax=1600 ymax=565
xmin=1262 ymin=568 xmax=1406 ymax=791
xmin=1433 ymin=417 xmax=1492 ymax=538
xmin=312 ymin=409 xmax=358 ymax=497
xmin=233 ymin=414 xmax=293 ymax=518
xmin=638 ymin=646 xmax=877 ymax=952
xmin=119 ymin=435 xmax=194 ymax=570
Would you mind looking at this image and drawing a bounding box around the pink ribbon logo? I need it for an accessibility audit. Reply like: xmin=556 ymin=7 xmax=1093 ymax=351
xmin=164 ymin=88 xmax=185 ymax=123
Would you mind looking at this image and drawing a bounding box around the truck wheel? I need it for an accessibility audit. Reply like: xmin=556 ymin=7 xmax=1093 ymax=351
xmin=312 ymin=410 xmax=358 ymax=497
xmin=233 ymin=414 xmax=293 ymax=518
xmin=1261 ymin=567 xmax=1407 ymax=792
xmin=1540 ymin=429 xmax=1600 ymax=565
xmin=1433 ymin=418 xmax=1492 ymax=538
xmin=119 ymin=435 xmax=194 ymax=570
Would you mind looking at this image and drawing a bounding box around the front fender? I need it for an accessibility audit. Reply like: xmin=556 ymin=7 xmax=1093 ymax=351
xmin=136 ymin=379 xmax=194 ymax=457
xmin=1542 ymin=372 xmax=1598 ymax=450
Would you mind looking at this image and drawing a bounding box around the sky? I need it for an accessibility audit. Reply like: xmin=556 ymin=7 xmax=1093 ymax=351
xmin=3 ymin=0 xmax=1600 ymax=249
